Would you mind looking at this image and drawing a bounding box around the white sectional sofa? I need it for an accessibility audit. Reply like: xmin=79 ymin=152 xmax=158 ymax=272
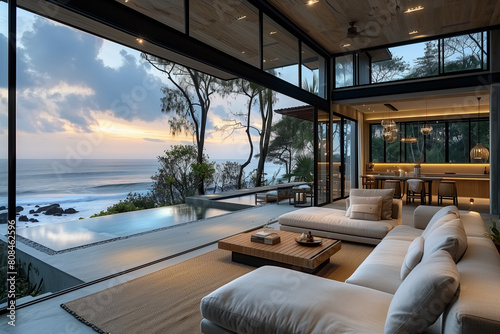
xmin=279 ymin=189 xmax=402 ymax=245
xmin=200 ymin=205 xmax=500 ymax=334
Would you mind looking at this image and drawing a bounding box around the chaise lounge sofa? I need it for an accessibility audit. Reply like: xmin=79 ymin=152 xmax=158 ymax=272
xmin=200 ymin=204 xmax=500 ymax=333
xmin=279 ymin=189 xmax=402 ymax=245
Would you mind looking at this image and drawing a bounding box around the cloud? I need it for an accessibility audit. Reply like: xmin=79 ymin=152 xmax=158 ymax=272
xmin=7 ymin=16 xmax=167 ymax=133
xmin=143 ymin=138 xmax=165 ymax=143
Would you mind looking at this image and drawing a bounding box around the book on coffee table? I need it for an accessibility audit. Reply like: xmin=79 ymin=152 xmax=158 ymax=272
xmin=251 ymin=232 xmax=281 ymax=245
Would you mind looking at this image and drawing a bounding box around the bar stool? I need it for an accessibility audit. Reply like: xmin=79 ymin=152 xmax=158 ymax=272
xmin=406 ymin=179 xmax=426 ymax=204
xmin=362 ymin=176 xmax=376 ymax=189
xmin=438 ymin=181 xmax=458 ymax=206
xmin=383 ymin=180 xmax=402 ymax=199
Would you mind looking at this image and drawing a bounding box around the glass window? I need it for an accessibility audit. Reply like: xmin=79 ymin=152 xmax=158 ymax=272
xmin=449 ymin=121 xmax=469 ymax=163
xmin=443 ymin=32 xmax=485 ymax=73
xmin=425 ymin=122 xmax=446 ymax=162
xmin=335 ymin=55 xmax=353 ymax=88
xmin=386 ymin=138 xmax=400 ymax=163
xmin=402 ymin=123 xmax=424 ymax=163
xmin=263 ymin=14 xmax=299 ymax=86
xmin=120 ymin=0 xmax=184 ymax=33
xmin=471 ymin=119 xmax=490 ymax=151
xmin=370 ymin=124 xmax=384 ymax=162
xmin=301 ymin=43 xmax=326 ymax=98
xmin=317 ymin=110 xmax=330 ymax=204
xmin=190 ymin=0 xmax=259 ymax=67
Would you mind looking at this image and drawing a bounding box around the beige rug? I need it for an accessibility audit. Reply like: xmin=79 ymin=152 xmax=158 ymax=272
xmin=62 ymin=242 xmax=374 ymax=334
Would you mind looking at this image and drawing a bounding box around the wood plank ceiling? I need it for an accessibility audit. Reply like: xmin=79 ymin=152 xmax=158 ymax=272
xmin=267 ymin=0 xmax=500 ymax=54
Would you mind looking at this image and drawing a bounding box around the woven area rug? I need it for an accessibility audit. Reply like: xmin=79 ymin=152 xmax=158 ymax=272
xmin=62 ymin=242 xmax=374 ymax=334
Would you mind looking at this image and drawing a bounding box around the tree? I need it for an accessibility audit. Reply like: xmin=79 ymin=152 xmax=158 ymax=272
xmin=142 ymin=54 xmax=230 ymax=195
xmin=215 ymin=79 xmax=276 ymax=188
xmin=371 ymin=56 xmax=410 ymax=83
xmin=150 ymin=144 xmax=214 ymax=205
xmin=266 ymin=116 xmax=314 ymax=180
xmin=406 ymin=41 xmax=439 ymax=78
xmin=213 ymin=161 xmax=241 ymax=192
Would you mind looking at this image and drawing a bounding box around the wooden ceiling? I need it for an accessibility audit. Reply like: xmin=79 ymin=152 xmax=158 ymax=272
xmin=267 ymin=0 xmax=500 ymax=54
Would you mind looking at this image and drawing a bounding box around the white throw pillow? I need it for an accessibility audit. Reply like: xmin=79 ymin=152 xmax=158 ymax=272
xmin=345 ymin=196 xmax=382 ymax=220
xmin=422 ymin=206 xmax=460 ymax=238
xmin=400 ymin=236 xmax=424 ymax=280
xmin=349 ymin=189 xmax=394 ymax=220
xmin=385 ymin=250 xmax=460 ymax=334
xmin=350 ymin=203 xmax=382 ymax=221
xmin=421 ymin=213 xmax=458 ymax=238
xmin=423 ymin=218 xmax=468 ymax=263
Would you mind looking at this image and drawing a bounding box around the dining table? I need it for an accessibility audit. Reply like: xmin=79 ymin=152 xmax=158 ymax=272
xmin=362 ymin=174 xmax=443 ymax=205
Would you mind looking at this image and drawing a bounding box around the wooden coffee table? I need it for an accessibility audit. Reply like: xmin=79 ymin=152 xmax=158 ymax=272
xmin=218 ymin=229 xmax=341 ymax=274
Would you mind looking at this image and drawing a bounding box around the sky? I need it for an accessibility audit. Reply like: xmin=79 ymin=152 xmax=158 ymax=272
xmin=0 ymin=5 xmax=302 ymax=160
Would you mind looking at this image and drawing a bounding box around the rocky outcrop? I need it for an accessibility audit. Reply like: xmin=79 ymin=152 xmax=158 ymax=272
xmin=19 ymin=215 xmax=29 ymax=222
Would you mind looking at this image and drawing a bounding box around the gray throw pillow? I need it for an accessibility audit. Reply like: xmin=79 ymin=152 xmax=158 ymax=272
xmin=422 ymin=206 xmax=460 ymax=238
xmin=385 ymin=250 xmax=460 ymax=334
xmin=400 ymin=236 xmax=424 ymax=280
xmin=422 ymin=218 xmax=468 ymax=263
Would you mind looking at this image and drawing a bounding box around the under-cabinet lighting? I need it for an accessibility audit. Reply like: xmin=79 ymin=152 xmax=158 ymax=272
xmin=404 ymin=6 xmax=424 ymax=13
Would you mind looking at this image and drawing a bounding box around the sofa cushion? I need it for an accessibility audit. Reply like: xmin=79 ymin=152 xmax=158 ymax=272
xmin=422 ymin=206 xmax=459 ymax=237
xmin=400 ymin=236 xmax=424 ymax=280
xmin=384 ymin=225 xmax=422 ymax=242
xmin=423 ymin=218 xmax=468 ymax=263
xmin=350 ymin=203 xmax=382 ymax=221
xmin=349 ymin=189 xmax=394 ymax=220
xmin=385 ymin=250 xmax=460 ymax=334
xmin=201 ymin=266 xmax=393 ymax=334
xmin=422 ymin=213 xmax=458 ymax=238
xmin=279 ymin=207 xmax=395 ymax=239
xmin=346 ymin=238 xmax=409 ymax=294
xmin=346 ymin=196 xmax=382 ymax=218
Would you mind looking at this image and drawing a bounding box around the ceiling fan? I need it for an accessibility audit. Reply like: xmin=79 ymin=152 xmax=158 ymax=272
xmin=347 ymin=22 xmax=362 ymax=38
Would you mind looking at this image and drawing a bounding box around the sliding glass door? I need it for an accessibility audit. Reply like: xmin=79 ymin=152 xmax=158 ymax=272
xmin=344 ymin=119 xmax=357 ymax=195
xmin=331 ymin=116 xmax=342 ymax=200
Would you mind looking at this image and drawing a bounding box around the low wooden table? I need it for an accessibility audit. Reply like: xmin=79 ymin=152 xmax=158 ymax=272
xmin=218 ymin=230 xmax=341 ymax=274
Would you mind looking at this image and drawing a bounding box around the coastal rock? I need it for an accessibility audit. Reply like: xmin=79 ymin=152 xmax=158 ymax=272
xmin=35 ymin=205 xmax=40 ymax=207
xmin=0 ymin=212 xmax=7 ymax=224
xmin=53 ymin=213 xmax=62 ymax=217
xmin=0 ymin=206 xmax=6 ymax=210
xmin=36 ymin=204 xmax=60 ymax=214
xmin=29 ymin=218 xmax=39 ymax=223
xmin=33 ymin=214 xmax=39 ymax=216
xmin=45 ymin=207 xmax=64 ymax=215
xmin=19 ymin=215 xmax=29 ymax=222
xmin=29 ymin=209 xmax=36 ymax=214
xmin=16 ymin=206 xmax=24 ymax=212
xmin=64 ymin=208 xmax=78 ymax=214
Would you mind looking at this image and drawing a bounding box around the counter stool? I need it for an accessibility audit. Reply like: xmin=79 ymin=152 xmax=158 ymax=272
xmin=406 ymin=179 xmax=425 ymax=204
xmin=362 ymin=176 xmax=376 ymax=189
xmin=383 ymin=180 xmax=402 ymax=199
xmin=438 ymin=181 xmax=458 ymax=206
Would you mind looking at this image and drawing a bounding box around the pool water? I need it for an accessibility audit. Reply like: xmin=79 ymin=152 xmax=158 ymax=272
xmin=17 ymin=204 xmax=232 ymax=252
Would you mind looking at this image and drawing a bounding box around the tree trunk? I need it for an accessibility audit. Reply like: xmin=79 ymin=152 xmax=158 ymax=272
xmin=255 ymin=91 xmax=274 ymax=186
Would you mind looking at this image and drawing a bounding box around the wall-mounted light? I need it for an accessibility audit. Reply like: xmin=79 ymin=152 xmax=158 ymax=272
xmin=404 ymin=6 xmax=424 ymax=13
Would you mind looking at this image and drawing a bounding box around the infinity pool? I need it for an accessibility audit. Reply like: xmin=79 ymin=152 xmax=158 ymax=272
xmin=17 ymin=204 xmax=232 ymax=253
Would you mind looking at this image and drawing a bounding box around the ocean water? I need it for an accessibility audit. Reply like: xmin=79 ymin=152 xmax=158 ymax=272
xmin=0 ymin=159 xmax=284 ymax=229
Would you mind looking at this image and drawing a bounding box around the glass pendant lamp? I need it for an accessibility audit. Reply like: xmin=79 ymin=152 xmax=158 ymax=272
xmin=470 ymin=97 xmax=489 ymax=163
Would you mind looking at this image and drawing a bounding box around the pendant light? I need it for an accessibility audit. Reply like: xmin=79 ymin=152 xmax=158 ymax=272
xmin=382 ymin=108 xmax=398 ymax=142
xmin=420 ymin=101 xmax=433 ymax=135
xmin=469 ymin=97 xmax=489 ymax=163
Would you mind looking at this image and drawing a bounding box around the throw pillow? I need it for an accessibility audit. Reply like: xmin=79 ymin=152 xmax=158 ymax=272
xmin=422 ymin=206 xmax=460 ymax=238
xmin=349 ymin=189 xmax=394 ymax=220
xmin=422 ymin=218 xmax=468 ymax=263
xmin=385 ymin=250 xmax=460 ymax=334
xmin=421 ymin=213 xmax=458 ymax=238
xmin=350 ymin=203 xmax=382 ymax=221
xmin=345 ymin=196 xmax=382 ymax=220
xmin=400 ymin=236 xmax=424 ymax=280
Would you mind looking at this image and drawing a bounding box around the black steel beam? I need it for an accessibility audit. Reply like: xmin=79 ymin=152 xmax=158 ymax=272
xmin=332 ymin=72 xmax=500 ymax=101
xmin=39 ymin=0 xmax=328 ymax=109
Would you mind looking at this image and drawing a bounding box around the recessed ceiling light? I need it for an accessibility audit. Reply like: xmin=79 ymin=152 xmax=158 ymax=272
xmin=136 ymin=38 xmax=144 ymax=44
xmin=241 ymin=51 xmax=245 ymax=54
xmin=409 ymin=30 xmax=418 ymax=35
xmin=404 ymin=6 xmax=424 ymax=13
xmin=270 ymin=31 xmax=277 ymax=35
xmin=342 ymin=43 xmax=351 ymax=47
xmin=237 ymin=15 xmax=247 ymax=20
xmin=307 ymin=0 xmax=319 ymax=5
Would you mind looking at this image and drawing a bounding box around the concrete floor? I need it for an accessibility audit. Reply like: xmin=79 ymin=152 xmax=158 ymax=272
xmin=1 ymin=196 xmax=496 ymax=333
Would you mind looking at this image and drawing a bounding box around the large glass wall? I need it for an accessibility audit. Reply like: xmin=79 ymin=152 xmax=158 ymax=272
xmin=335 ymin=55 xmax=353 ymax=88
xmin=344 ymin=119 xmax=357 ymax=195
xmin=0 ymin=0 xmax=8 ymax=311
xmin=370 ymin=117 xmax=489 ymax=163
xmin=263 ymin=14 xmax=299 ymax=86
xmin=317 ymin=110 xmax=330 ymax=205
xmin=331 ymin=116 xmax=341 ymax=200
xmin=301 ymin=43 xmax=326 ymax=98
